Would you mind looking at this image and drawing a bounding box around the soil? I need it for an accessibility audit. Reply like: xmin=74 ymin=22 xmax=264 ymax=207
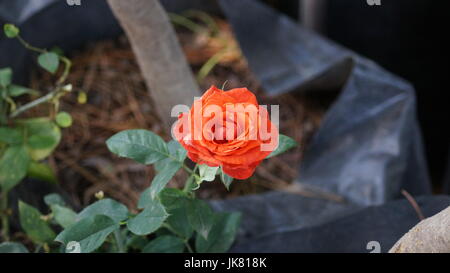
xmin=29 ymin=16 xmax=329 ymax=209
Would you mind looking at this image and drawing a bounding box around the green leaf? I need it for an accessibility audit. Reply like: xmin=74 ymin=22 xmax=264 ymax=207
xmin=0 ymin=67 xmax=12 ymax=87
xmin=154 ymin=227 xmax=172 ymax=237
xmin=195 ymin=212 xmax=241 ymax=253
xmin=127 ymin=200 xmax=168 ymax=236
xmin=0 ymin=145 xmax=30 ymax=192
xmin=106 ymin=129 xmax=169 ymax=165
xmin=126 ymin=235 xmax=149 ymax=251
xmin=148 ymin=160 xmax=182 ymax=200
xmin=198 ymin=164 xmax=219 ymax=182
xmin=158 ymin=188 xmax=188 ymax=210
xmin=0 ymin=242 xmax=29 ymax=253
xmin=154 ymin=140 xmax=187 ymax=172
xmin=137 ymin=187 xmax=153 ymax=210
xmin=142 ymin=235 xmax=185 ymax=253
xmin=19 ymin=118 xmax=61 ymax=161
xmin=167 ymin=207 xmax=193 ymax=239
xmin=0 ymin=127 xmax=22 ymax=144
xmin=3 ymin=24 xmax=19 ymax=38
xmin=266 ymin=134 xmax=298 ymax=159
xmin=55 ymin=214 xmax=119 ymax=253
xmin=77 ymin=198 xmax=129 ymax=223
xmin=185 ymin=174 xmax=199 ymax=192
xmin=219 ymin=167 xmax=233 ymax=190
xmin=8 ymin=85 xmax=39 ymax=97
xmin=55 ymin=112 xmax=72 ymax=128
xmin=167 ymin=140 xmax=187 ymax=161
xmin=27 ymin=135 xmax=56 ymax=149
xmin=44 ymin=193 xmax=66 ymax=207
xmin=186 ymin=199 xmax=214 ymax=240
xmin=27 ymin=161 xmax=57 ymax=184
xmin=51 ymin=204 xmax=77 ymax=228
xmin=18 ymin=201 xmax=56 ymax=244
xmin=37 ymin=52 xmax=60 ymax=74
xmin=156 ymin=188 xmax=193 ymax=239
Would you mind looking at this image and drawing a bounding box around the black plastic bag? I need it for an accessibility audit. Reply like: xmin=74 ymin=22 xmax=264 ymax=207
xmin=218 ymin=0 xmax=430 ymax=205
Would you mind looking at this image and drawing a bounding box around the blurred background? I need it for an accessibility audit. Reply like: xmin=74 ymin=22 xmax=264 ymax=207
xmin=264 ymin=0 xmax=450 ymax=192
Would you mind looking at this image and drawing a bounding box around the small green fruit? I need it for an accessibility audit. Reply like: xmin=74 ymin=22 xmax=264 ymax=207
xmin=4 ymin=24 xmax=20 ymax=38
xmin=55 ymin=112 xmax=73 ymax=128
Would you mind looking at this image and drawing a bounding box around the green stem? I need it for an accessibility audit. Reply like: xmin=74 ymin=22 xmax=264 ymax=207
xmin=183 ymin=165 xmax=193 ymax=174
xmin=9 ymin=86 xmax=70 ymax=118
xmin=17 ymin=34 xmax=72 ymax=88
xmin=17 ymin=36 xmax=46 ymax=54
xmin=163 ymin=223 xmax=194 ymax=253
xmin=162 ymin=223 xmax=182 ymax=238
xmin=184 ymin=241 xmax=194 ymax=253
xmin=168 ymin=13 xmax=204 ymax=33
xmin=113 ymin=229 xmax=125 ymax=253
xmin=183 ymin=164 xmax=198 ymax=193
xmin=0 ymin=92 xmax=7 ymax=125
xmin=57 ymin=57 xmax=72 ymax=86
xmin=7 ymin=35 xmax=73 ymax=119
xmin=197 ymin=48 xmax=229 ymax=82
xmin=182 ymin=10 xmax=220 ymax=35
xmin=1 ymin=190 xmax=10 ymax=241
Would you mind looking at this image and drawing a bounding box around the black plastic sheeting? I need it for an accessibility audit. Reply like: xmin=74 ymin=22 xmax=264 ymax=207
xmin=214 ymin=194 xmax=450 ymax=253
xmin=0 ymin=0 xmax=446 ymax=253
xmin=0 ymin=0 xmax=56 ymax=24
xmin=218 ymin=0 xmax=431 ymax=205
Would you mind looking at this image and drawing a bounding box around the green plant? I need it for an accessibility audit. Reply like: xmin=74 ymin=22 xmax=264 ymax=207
xmin=0 ymin=23 xmax=298 ymax=253
xmin=0 ymin=128 xmax=296 ymax=253
xmin=0 ymin=23 xmax=75 ymax=241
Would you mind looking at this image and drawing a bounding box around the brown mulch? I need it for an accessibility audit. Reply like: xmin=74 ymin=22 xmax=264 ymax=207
xmin=29 ymin=16 xmax=330 ymax=209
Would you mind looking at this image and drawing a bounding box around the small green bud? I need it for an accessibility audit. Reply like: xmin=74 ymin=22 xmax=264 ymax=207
xmin=3 ymin=24 xmax=19 ymax=38
xmin=55 ymin=111 xmax=73 ymax=128
xmin=77 ymin=91 xmax=87 ymax=104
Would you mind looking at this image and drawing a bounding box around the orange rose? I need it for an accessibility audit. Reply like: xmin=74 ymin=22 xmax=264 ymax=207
xmin=173 ymin=86 xmax=278 ymax=179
